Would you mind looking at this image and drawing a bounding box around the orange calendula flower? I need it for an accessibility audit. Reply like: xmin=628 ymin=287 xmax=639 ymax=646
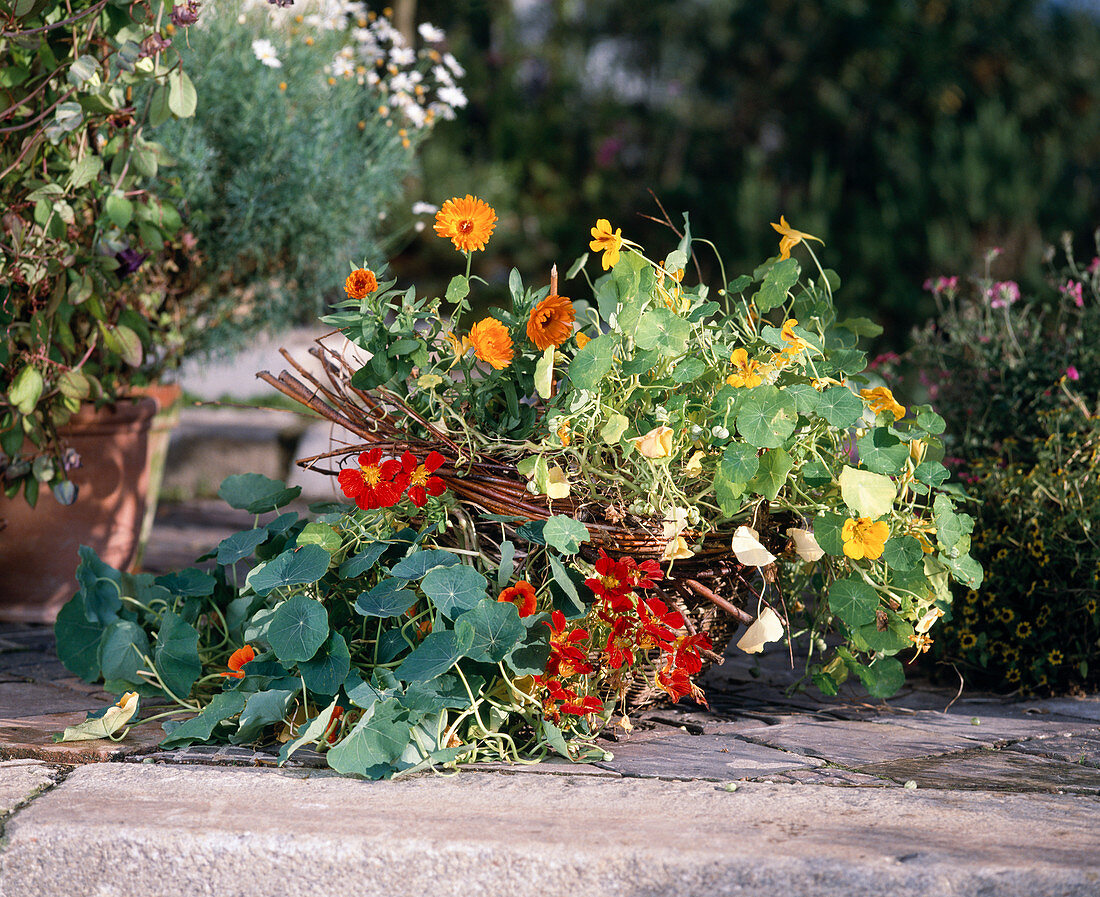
xmin=433 ymin=195 xmax=497 ymax=253
xmin=221 ymin=645 xmax=256 ymax=679
xmin=526 ymin=293 xmax=575 ymax=350
xmin=770 ymin=215 xmax=823 ymax=261
xmin=861 ymin=386 xmax=906 ymax=421
xmin=841 ymin=516 xmax=891 ymax=560
xmin=498 ymin=580 xmax=538 ymax=617
xmin=727 ymin=348 xmax=763 ymax=388
xmin=467 ymin=317 xmax=514 ymax=370
xmin=589 ymin=218 xmax=623 ymax=270
xmin=345 ymin=267 xmax=378 ymax=299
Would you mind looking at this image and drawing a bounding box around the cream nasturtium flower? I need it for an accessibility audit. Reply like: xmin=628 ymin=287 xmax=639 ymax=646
xmin=684 ymin=450 xmax=705 ymax=478
xmin=736 ymin=607 xmax=785 ymax=654
xmin=662 ymin=535 xmax=695 ymax=561
xmin=786 ymin=527 xmax=825 ymax=562
xmin=915 ymin=606 xmax=945 ymax=634
xmin=731 ymin=525 xmax=776 ymax=567
xmin=631 ymin=425 xmax=674 ymax=459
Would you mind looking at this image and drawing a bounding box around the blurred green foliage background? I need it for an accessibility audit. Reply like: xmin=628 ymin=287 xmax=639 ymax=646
xmin=403 ymin=0 xmax=1100 ymax=345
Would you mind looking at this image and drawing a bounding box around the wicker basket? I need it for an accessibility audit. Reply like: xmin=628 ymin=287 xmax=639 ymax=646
xmin=259 ymin=338 xmax=783 ymax=708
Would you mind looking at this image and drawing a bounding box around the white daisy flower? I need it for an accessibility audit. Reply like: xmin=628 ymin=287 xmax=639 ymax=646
xmin=437 ymin=85 xmax=467 ymax=109
xmin=418 ymin=22 xmax=446 ymax=43
xmin=252 ymin=38 xmax=282 ymax=69
xmin=411 ymin=201 xmax=438 ymax=215
xmin=442 ymin=52 xmax=465 ymax=78
xmin=390 ymin=46 xmax=416 ymax=66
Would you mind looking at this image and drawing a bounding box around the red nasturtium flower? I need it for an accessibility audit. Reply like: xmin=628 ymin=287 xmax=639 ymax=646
xmin=337 ymin=448 xmax=405 ymax=510
xmin=542 ymin=678 xmax=603 ymax=719
xmin=221 ymin=644 xmax=255 ymax=679
xmin=497 ymin=580 xmax=538 ymax=617
xmin=399 ymin=450 xmax=447 ymax=507
xmin=544 ymin=610 xmax=594 ymax=678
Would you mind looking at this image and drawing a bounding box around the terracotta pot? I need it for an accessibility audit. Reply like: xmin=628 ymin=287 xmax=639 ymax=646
xmin=0 ymin=397 xmax=157 ymax=623
xmin=130 ymin=382 xmax=183 ymax=569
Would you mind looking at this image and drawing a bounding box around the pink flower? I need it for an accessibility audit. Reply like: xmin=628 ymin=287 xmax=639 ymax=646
xmin=1087 ymin=257 xmax=1100 ymax=275
xmin=1061 ymin=280 xmax=1084 ymax=308
xmin=1066 ymin=365 xmax=1080 ymax=382
xmin=987 ymin=281 xmax=1019 ymax=309
xmin=923 ymin=275 xmax=958 ymax=296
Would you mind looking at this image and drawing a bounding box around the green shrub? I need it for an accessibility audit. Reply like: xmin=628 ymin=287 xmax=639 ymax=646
xmin=909 ymin=236 xmax=1100 ymax=693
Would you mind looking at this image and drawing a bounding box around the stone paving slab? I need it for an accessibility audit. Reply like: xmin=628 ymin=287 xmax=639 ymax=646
xmin=857 ymin=748 xmax=1100 ymax=794
xmin=762 ymin=767 xmax=901 ymax=787
xmin=1008 ymin=734 xmax=1100 ymax=768
xmin=738 ymin=718 xmax=980 ymax=767
xmin=594 ymin=730 xmax=825 ymax=780
xmin=2 ymin=764 xmax=1099 ymax=897
xmin=1024 ymin=697 xmax=1100 ymax=722
xmin=0 ymin=711 xmax=165 ymax=764
xmin=866 ymin=708 xmax=1100 ymax=746
xmin=0 ymin=759 xmax=57 ymax=819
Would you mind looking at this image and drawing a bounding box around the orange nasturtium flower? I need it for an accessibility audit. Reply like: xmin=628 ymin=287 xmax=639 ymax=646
xmin=526 ymin=293 xmax=576 ymax=350
xmin=589 ymin=218 xmax=623 ymax=270
xmin=726 ymin=348 xmax=763 ymax=388
xmin=467 ymin=317 xmax=514 ymax=370
xmin=841 ymin=516 xmax=891 ymax=560
xmin=575 ymin=331 xmax=591 ymax=350
xmin=344 ymin=267 xmax=378 ymax=299
xmin=433 ymin=195 xmax=497 ymax=252
xmin=860 ymin=386 xmax=906 ymax=421
xmin=498 ymin=580 xmax=538 ymax=617
xmin=770 ymin=215 xmax=823 ymax=261
xmin=780 ymin=318 xmax=809 ymax=354
xmin=221 ymin=645 xmax=256 ymax=679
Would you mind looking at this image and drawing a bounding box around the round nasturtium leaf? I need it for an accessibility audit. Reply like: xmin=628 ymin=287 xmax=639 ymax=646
xmin=267 ymin=594 xmax=329 ymax=663
xmin=421 ymin=565 xmax=488 ymax=618
xmin=827 ymin=577 xmax=878 ymax=629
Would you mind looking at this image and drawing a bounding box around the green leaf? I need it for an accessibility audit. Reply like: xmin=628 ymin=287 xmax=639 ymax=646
xmin=232 ymin=689 xmax=295 ymax=744
xmin=355 ymin=579 xmax=416 ymax=617
xmin=881 ymin=535 xmax=923 ymax=572
xmin=279 ymin=700 xmax=339 ymax=765
xmin=167 ymin=68 xmax=197 ymax=117
xmin=748 ymin=447 xmax=792 ymax=501
xmin=534 ymin=345 xmax=555 ymax=399
xmin=933 ymin=494 xmax=973 ymax=551
xmin=542 ymin=516 xmax=590 ymax=554
xmin=813 ymin=512 xmax=848 ymax=557
xmin=819 ymin=387 xmax=864 ymax=428
xmin=856 ymin=657 xmax=905 ymax=698
xmin=299 ymin=632 xmax=351 ymax=695
xmin=714 ymin=442 xmax=758 ymax=512
xmin=339 ymin=542 xmax=388 ymax=579
xmin=216 ymin=528 xmax=269 ymax=566
xmin=148 ymin=83 xmax=172 ymax=128
xmin=154 ymin=612 xmax=201 ymax=701
xmin=754 ymin=258 xmax=799 ymax=311
xmin=218 ymin=473 xmax=301 ymax=513
xmin=914 ymin=461 xmax=949 ymax=487
xmin=297 ymin=522 xmax=342 ymax=554
xmin=68 ymin=155 xmax=103 ymax=189
xmin=786 ymin=383 xmax=822 ymax=416
xmin=838 ymin=466 xmax=896 ymax=519
xmin=838 ymin=317 xmax=883 ymax=338
xmin=857 ymin=428 xmax=908 ymax=476
xmin=9 ymin=365 xmax=44 ymax=415
xmin=672 ymin=356 xmax=707 ymax=383
xmin=104 ymin=193 xmax=132 ymax=228
xmin=541 ymin=719 xmax=572 ymax=758
xmin=455 ymin=600 xmax=525 ymax=663
xmin=916 ymin=406 xmax=946 ymax=435
xmin=569 ymin=334 xmax=616 ymax=390
xmin=249 ymin=545 xmax=331 ymax=596
xmin=736 ymin=385 xmax=798 ymax=448
xmin=160 ymin=692 xmax=247 ymax=750
xmin=565 ymin=253 xmax=588 ymax=279
xmin=98 ymin=621 xmax=149 ymax=685
xmin=327 ymin=699 xmax=411 ymax=775
xmin=390 ymin=549 xmax=459 ymax=580
xmin=394 ymin=625 xmax=474 ymax=683
xmin=421 ymin=565 xmax=488 ymax=618
xmin=634 ymin=308 xmax=691 ymax=356
xmin=267 ymin=595 xmax=329 ymax=663
xmin=855 ymin=613 xmax=914 ymax=654
xmin=944 ymin=553 xmax=983 ymax=589
xmin=54 ymin=596 xmax=106 ymax=682
xmin=801 ymin=460 xmax=832 ymax=487
xmin=445 ymin=275 xmax=469 ymax=303
xmin=828 ymin=577 xmax=879 ymax=628
xmin=54 ymin=693 xmax=139 ymax=743
xmin=601 ymin=413 xmax=629 ymax=445
xmin=496 ymin=540 xmax=516 ymax=591
xmin=620 ymin=348 xmax=659 ymax=375
xmin=156 ymin=568 xmax=216 ymax=597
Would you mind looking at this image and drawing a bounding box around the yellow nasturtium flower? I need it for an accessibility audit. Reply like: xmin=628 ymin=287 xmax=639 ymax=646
xmin=589 ymin=218 xmax=623 ymax=270
xmin=727 ymin=348 xmax=763 ymax=388
xmin=841 ymin=516 xmax=890 ymax=560
xmin=770 ymin=215 xmax=823 ymax=261
xmin=861 ymin=386 xmax=906 ymax=421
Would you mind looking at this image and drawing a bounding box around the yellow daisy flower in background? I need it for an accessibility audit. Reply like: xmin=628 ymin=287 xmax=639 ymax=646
xmin=434 ymin=195 xmax=498 ymax=253
xmin=860 ymin=386 xmax=906 ymax=421
xmin=770 ymin=215 xmax=823 ymax=260
xmin=589 ymin=218 xmax=623 ymax=270
xmin=841 ymin=516 xmax=890 ymax=560
xmin=1048 ymin=649 xmax=1064 ymax=666
xmin=727 ymin=348 xmax=763 ymax=388
xmin=959 ymin=631 xmax=978 ymax=650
